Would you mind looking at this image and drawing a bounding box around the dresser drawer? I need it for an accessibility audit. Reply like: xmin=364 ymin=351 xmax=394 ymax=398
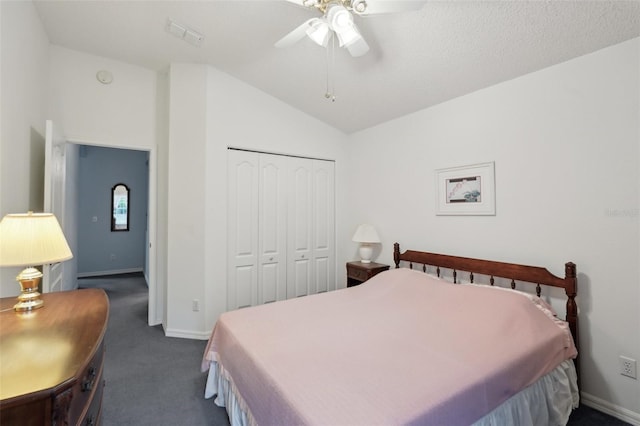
xmin=80 ymin=373 xmax=104 ymax=426
xmin=68 ymin=340 xmax=105 ymax=423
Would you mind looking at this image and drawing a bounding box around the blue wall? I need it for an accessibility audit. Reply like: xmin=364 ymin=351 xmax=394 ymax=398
xmin=78 ymin=145 xmax=148 ymax=276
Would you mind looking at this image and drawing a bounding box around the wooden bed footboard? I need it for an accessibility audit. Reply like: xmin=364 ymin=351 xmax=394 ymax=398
xmin=393 ymin=242 xmax=579 ymax=388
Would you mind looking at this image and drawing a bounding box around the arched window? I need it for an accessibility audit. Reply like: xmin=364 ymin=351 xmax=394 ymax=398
xmin=111 ymin=183 xmax=130 ymax=232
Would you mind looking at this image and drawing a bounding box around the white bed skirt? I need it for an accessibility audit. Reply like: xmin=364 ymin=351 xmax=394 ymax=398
xmin=205 ymin=359 xmax=579 ymax=426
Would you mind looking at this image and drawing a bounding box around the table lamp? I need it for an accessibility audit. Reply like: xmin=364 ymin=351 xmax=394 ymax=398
xmin=352 ymin=224 xmax=380 ymax=263
xmin=0 ymin=212 xmax=73 ymax=311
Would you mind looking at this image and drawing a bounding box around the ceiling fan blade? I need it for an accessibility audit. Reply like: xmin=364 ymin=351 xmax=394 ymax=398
xmin=352 ymin=0 xmax=427 ymax=15
xmin=275 ymin=18 xmax=317 ymax=48
xmin=345 ymin=37 xmax=370 ymax=57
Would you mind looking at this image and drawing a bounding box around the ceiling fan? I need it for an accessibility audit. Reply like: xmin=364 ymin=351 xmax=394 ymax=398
xmin=276 ymin=0 xmax=426 ymax=57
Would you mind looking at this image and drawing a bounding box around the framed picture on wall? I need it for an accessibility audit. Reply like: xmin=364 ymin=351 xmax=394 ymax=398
xmin=435 ymin=162 xmax=496 ymax=215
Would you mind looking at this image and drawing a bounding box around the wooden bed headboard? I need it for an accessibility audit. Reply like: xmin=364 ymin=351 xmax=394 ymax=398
xmin=393 ymin=242 xmax=579 ymax=385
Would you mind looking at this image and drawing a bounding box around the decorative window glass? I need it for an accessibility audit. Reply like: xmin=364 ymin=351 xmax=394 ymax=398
xmin=111 ymin=183 xmax=130 ymax=231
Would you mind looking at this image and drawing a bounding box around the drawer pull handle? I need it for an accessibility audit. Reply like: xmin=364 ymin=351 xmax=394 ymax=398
xmin=82 ymin=366 xmax=97 ymax=392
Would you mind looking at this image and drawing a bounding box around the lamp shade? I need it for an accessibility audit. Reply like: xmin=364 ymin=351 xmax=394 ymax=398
xmin=352 ymin=224 xmax=380 ymax=243
xmin=0 ymin=212 xmax=72 ymax=267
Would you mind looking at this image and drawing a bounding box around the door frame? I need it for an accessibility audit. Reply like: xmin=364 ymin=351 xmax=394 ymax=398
xmin=43 ymin=120 xmax=67 ymax=293
xmin=69 ymin=138 xmax=160 ymax=327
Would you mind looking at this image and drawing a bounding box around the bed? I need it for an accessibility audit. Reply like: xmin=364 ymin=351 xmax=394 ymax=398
xmin=202 ymin=243 xmax=580 ymax=425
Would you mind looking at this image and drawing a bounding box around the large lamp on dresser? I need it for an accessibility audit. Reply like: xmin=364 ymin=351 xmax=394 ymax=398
xmin=352 ymin=223 xmax=380 ymax=264
xmin=0 ymin=212 xmax=72 ymax=311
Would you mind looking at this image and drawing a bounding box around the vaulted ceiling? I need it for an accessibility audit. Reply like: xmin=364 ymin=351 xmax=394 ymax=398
xmin=34 ymin=0 xmax=640 ymax=133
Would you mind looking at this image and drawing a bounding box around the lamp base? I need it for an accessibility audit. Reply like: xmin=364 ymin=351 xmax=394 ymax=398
xmin=14 ymin=267 xmax=44 ymax=312
xmin=359 ymin=244 xmax=373 ymax=264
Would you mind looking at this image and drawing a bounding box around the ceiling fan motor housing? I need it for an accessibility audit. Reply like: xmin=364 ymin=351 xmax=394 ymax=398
xmin=313 ymin=0 xmax=368 ymax=14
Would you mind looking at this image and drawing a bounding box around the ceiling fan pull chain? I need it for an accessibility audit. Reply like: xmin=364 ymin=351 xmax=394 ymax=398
xmin=331 ymin=35 xmax=336 ymax=101
xmin=325 ymin=35 xmax=336 ymax=102
xmin=325 ymin=37 xmax=331 ymax=100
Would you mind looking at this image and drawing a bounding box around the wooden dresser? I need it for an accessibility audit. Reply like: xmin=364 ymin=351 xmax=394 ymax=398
xmin=0 ymin=289 xmax=109 ymax=426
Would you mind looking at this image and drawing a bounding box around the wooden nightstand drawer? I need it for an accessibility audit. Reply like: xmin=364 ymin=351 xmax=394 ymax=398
xmin=348 ymin=267 xmax=369 ymax=281
xmin=346 ymin=261 xmax=390 ymax=287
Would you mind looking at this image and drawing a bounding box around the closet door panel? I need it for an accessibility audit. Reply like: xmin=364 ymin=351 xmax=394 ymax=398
xmin=287 ymin=158 xmax=313 ymax=298
xmin=314 ymin=257 xmax=329 ymax=293
xmin=313 ymin=160 xmax=335 ymax=293
xmin=234 ymin=266 xmax=255 ymax=309
xmin=258 ymin=154 xmax=287 ymax=304
xmin=260 ymin=263 xmax=279 ymax=303
xmin=227 ymin=150 xmax=259 ymax=310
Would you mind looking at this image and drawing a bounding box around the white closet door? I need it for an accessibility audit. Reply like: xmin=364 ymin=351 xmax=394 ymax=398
xmin=287 ymin=157 xmax=313 ymax=298
xmin=258 ymin=154 xmax=287 ymax=304
xmin=312 ymin=160 xmax=335 ymax=293
xmin=227 ymin=150 xmax=259 ymax=309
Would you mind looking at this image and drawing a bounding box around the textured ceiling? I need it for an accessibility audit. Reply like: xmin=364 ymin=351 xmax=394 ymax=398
xmin=33 ymin=0 xmax=640 ymax=134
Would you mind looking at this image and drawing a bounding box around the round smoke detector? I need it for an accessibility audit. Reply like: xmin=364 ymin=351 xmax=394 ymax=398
xmin=96 ymin=70 xmax=113 ymax=84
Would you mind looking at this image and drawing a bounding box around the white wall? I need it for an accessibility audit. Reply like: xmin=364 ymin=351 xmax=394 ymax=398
xmin=347 ymin=37 xmax=640 ymax=421
xmin=165 ymin=64 xmax=349 ymax=338
xmin=166 ymin=64 xmax=209 ymax=337
xmin=49 ymin=45 xmax=157 ymax=150
xmin=0 ymin=1 xmax=51 ymax=296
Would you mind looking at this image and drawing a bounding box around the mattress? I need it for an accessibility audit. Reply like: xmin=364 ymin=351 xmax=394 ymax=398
xmin=202 ymin=268 xmax=578 ymax=425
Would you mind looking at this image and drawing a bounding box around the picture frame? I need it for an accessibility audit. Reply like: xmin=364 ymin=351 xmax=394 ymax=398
xmin=435 ymin=162 xmax=495 ymax=216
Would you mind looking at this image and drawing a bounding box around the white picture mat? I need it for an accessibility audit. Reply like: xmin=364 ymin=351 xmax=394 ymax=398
xmin=436 ymin=162 xmax=496 ymax=215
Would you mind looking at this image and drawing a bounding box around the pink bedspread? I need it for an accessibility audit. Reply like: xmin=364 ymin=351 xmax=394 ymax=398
xmin=202 ymin=268 xmax=577 ymax=426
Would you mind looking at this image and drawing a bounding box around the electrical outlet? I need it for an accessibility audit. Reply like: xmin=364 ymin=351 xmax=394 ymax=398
xmin=192 ymin=299 xmax=200 ymax=312
xmin=620 ymin=356 xmax=637 ymax=379
xmin=110 ymin=254 xmax=116 ymax=261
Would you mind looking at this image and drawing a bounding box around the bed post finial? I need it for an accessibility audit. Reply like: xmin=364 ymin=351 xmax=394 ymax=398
xmin=564 ymin=261 xmax=580 ymax=390
xmin=394 ymin=243 xmax=400 ymax=268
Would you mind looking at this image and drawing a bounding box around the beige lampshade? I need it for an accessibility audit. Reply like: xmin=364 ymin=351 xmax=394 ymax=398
xmin=352 ymin=224 xmax=380 ymax=243
xmin=0 ymin=212 xmax=73 ymax=267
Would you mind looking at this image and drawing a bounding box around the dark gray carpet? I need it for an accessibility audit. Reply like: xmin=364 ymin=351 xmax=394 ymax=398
xmin=80 ymin=273 xmax=630 ymax=426
xmin=79 ymin=273 xmax=228 ymax=426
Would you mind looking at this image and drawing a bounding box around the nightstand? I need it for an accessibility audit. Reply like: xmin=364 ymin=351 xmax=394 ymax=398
xmin=346 ymin=261 xmax=390 ymax=287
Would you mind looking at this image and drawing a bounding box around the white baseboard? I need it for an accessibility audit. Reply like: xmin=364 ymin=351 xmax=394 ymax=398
xmin=77 ymin=268 xmax=143 ymax=278
xmin=581 ymin=392 xmax=640 ymax=425
xmin=164 ymin=327 xmax=210 ymax=340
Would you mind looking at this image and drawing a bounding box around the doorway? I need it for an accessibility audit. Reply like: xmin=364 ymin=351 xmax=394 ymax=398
xmin=71 ymin=143 xmax=158 ymax=326
xmin=76 ymin=145 xmax=148 ymax=277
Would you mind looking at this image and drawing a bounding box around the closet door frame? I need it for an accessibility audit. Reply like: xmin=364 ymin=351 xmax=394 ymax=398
xmin=227 ymin=148 xmax=336 ymax=310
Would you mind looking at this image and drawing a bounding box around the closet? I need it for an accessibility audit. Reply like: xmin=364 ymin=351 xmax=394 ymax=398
xmin=227 ymin=149 xmax=336 ymax=310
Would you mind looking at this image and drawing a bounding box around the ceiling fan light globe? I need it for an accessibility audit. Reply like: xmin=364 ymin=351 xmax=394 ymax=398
xmin=336 ymin=25 xmax=361 ymax=47
xmin=327 ymin=5 xmax=353 ymax=32
xmin=306 ymin=21 xmax=331 ymax=46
